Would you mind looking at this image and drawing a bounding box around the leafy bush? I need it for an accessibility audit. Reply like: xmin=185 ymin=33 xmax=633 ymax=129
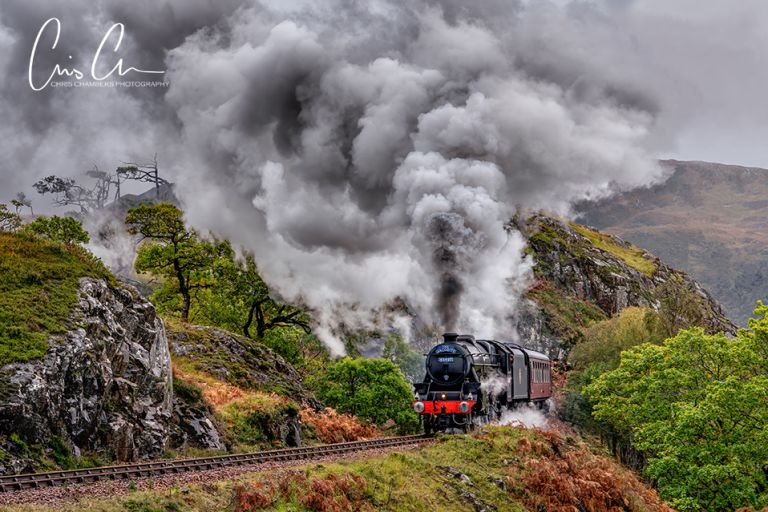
xmin=314 ymin=358 xmax=418 ymax=433
xmin=585 ymin=304 xmax=768 ymax=511
xmin=24 ymin=215 xmax=89 ymax=245
xmin=569 ymin=307 xmax=662 ymax=371
xmin=0 ymin=204 xmax=21 ymax=232
xmin=563 ymin=307 xmax=662 ymax=429
xmin=172 ymin=376 xmax=203 ymax=404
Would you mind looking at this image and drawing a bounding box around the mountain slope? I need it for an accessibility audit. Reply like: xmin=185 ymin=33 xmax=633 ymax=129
xmin=515 ymin=213 xmax=735 ymax=359
xmin=577 ymin=159 xmax=768 ymax=324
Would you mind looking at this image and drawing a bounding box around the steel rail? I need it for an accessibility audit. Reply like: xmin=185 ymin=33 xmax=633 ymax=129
xmin=0 ymin=435 xmax=430 ymax=493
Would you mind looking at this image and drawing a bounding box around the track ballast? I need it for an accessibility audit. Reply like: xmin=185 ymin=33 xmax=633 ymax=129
xmin=0 ymin=435 xmax=430 ymax=493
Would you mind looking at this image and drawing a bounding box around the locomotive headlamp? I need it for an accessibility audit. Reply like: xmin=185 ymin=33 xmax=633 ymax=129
xmin=440 ymin=393 xmax=446 ymax=400
xmin=413 ymin=401 xmax=425 ymax=413
xmin=459 ymin=401 xmax=470 ymax=413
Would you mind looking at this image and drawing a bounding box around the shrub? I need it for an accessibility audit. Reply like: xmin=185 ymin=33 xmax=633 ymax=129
xmin=300 ymin=407 xmax=378 ymax=443
xmin=172 ymin=377 xmax=203 ymax=404
xmin=0 ymin=204 xmax=21 ymax=232
xmin=516 ymin=429 xmax=673 ymax=512
xmin=234 ymin=472 xmax=371 ymax=512
xmin=24 ymin=215 xmax=89 ymax=245
xmin=314 ymin=357 xmax=419 ymax=433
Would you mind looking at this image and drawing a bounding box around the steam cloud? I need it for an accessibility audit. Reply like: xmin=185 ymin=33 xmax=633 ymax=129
xmin=165 ymin=3 xmax=662 ymax=351
xmin=12 ymin=0 xmax=752 ymax=353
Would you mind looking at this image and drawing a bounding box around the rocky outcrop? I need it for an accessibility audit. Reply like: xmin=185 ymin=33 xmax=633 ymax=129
xmin=169 ymin=381 xmax=225 ymax=452
xmin=515 ymin=213 xmax=736 ymax=359
xmin=167 ymin=324 xmax=314 ymax=404
xmin=578 ymin=159 xmax=768 ymax=325
xmin=167 ymin=324 xmax=318 ymax=449
xmin=0 ymin=278 xmax=174 ymax=474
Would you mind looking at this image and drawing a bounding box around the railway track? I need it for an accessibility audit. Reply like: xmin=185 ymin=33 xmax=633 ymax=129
xmin=0 ymin=435 xmax=431 ymax=493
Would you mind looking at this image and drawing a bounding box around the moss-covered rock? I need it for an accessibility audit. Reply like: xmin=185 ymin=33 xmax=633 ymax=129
xmin=516 ymin=213 xmax=735 ymax=359
xmin=166 ymin=322 xmax=321 ymax=451
xmin=0 ymin=277 xmax=174 ymax=475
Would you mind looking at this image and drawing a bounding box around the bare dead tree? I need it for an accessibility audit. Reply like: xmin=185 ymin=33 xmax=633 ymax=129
xmin=35 ymin=155 xmax=169 ymax=212
xmin=34 ymin=166 xmax=116 ymax=213
xmin=117 ymin=154 xmax=169 ymax=199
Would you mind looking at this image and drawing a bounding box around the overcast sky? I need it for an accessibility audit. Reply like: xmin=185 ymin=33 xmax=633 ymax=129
xmin=1 ymin=0 xmax=767 ymax=206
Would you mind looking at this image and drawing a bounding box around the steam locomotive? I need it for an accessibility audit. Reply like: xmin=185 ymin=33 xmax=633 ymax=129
xmin=413 ymin=332 xmax=552 ymax=434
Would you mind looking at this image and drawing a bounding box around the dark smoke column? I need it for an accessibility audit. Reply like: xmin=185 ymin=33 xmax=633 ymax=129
xmin=426 ymin=212 xmax=482 ymax=332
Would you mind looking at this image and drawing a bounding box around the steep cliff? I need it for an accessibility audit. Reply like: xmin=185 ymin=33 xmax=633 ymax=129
xmin=0 ymin=277 xmax=173 ymax=473
xmin=516 ymin=213 xmax=735 ymax=359
xmin=0 ymin=233 xmax=228 ymax=474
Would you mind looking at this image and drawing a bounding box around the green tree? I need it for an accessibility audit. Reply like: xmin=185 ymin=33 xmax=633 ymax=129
xmin=126 ymin=203 xmax=229 ymax=322
xmin=585 ymin=311 xmax=768 ymax=511
xmin=382 ymin=334 xmax=423 ymax=382
xmin=212 ymin=253 xmax=310 ymax=339
xmin=569 ymin=307 xmax=662 ymax=372
xmin=24 ymin=215 xmax=89 ymax=245
xmin=314 ymin=357 xmax=419 ymax=433
xmin=11 ymin=192 xmax=33 ymax=216
xmin=0 ymin=204 xmax=21 ymax=232
xmin=563 ymin=307 xmax=662 ymax=432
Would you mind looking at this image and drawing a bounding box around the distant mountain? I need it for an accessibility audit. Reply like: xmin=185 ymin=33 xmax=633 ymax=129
xmin=578 ymin=160 xmax=768 ymax=325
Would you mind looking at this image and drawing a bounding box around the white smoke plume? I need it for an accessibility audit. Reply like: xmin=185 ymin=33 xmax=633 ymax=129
xmin=0 ymin=0 xmax=688 ymax=353
xmin=479 ymin=371 xmax=509 ymax=397
xmin=498 ymin=403 xmax=550 ymax=430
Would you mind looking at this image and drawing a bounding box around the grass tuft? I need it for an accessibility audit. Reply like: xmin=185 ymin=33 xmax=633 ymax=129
xmin=569 ymin=222 xmax=657 ymax=277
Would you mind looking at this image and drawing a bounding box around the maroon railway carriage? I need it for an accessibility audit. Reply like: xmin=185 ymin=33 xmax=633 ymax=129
xmin=413 ymin=332 xmax=552 ymax=434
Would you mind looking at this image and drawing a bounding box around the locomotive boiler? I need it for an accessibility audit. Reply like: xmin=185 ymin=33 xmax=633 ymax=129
xmin=413 ymin=332 xmax=552 ymax=434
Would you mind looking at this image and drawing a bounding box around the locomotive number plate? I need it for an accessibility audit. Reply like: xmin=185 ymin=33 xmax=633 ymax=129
xmin=437 ymin=357 xmax=455 ymax=363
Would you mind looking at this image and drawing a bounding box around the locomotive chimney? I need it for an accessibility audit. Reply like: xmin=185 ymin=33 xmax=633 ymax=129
xmin=442 ymin=332 xmax=459 ymax=343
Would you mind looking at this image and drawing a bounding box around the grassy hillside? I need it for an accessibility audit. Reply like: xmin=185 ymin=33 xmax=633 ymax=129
xmin=0 ymin=232 xmax=111 ymax=366
xmin=579 ymin=159 xmax=768 ymax=324
xmin=166 ymin=321 xmax=378 ymax=452
xmin=4 ymin=426 xmax=672 ymax=512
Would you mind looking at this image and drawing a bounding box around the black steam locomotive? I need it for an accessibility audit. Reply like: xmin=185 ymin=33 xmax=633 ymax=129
xmin=413 ymin=332 xmax=552 ymax=434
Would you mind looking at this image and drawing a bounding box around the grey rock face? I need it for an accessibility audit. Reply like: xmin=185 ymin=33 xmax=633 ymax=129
xmin=170 ymin=399 xmax=225 ymax=452
xmin=515 ymin=300 xmax=564 ymax=360
xmin=0 ymin=278 xmax=174 ymax=473
xmin=513 ymin=214 xmax=736 ymax=360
